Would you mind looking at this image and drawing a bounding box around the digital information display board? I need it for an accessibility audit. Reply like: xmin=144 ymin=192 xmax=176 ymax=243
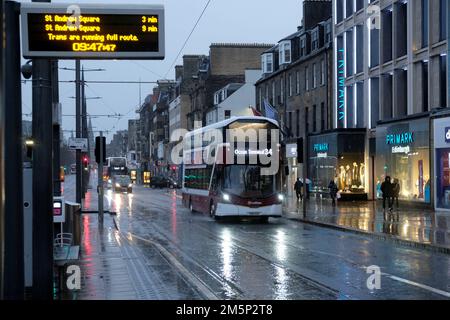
xmin=21 ymin=3 xmax=165 ymax=59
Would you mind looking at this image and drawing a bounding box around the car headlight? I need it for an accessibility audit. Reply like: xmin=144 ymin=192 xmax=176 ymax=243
xmin=108 ymin=179 xmax=112 ymax=184
xmin=115 ymin=183 xmax=120 ymax=188
xmin=128 ymin=184 xmax=133 ymax=187
xmin=278 ymin=194 xmax=284 ymax=201
xmin=223 ymin=193 xmax=230 ymax=202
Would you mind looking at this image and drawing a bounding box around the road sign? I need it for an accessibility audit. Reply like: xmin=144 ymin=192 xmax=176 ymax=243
xmin=20 ymin=3 xmax=165 ymax=59
xmin=68 ymin=138 xmax=88 ymax=152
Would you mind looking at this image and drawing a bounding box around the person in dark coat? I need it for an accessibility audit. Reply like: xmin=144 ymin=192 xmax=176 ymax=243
xmin=328 ymin=180 xmax=339 ymax=206
xmin=380 ymin=176 xmax=393 ymax=211
xmin=391 ymin=178 xmax=400 ymax=210
xmin=294 ymin=178 xmax=303 ymax=201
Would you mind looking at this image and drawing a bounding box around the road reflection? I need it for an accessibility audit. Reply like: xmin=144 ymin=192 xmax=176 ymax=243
xmin=220 ymin=228 xmax=236 ymax=298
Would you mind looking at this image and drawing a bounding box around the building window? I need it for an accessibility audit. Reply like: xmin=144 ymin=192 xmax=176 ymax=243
xmin=336 ymin=0 xmax=344 ymax=23
xmin=325 ymin=23 xmax=332 ymax=43
xmin=382 ymin=8 xmax=393 ymax=63
xmin=305 ymin=66 xmax=309 ymax=91
xmin=272 ymin=81 xmax=276 ymax=105
xmin=296 ymin=71 xmax=300 ymax=94
xmin=288 ymin=74 xmax=292 ymax=97
xmin=288 ymin=112 xmax=293 ymax=137
xmin=440 ymin=55 xmax=447 ymax=108
xmin=312 ymin=30 xmax=319 ymax=51
xmin=279 ymin=41 xmax=292 ymax=65
xmin=321 ymin=102 xmax=325 ymax=130
xmin=258 ymin=87 xmax=262 ymax=110
xmin=313 ymin=63 xmax=317 ymax=89
xmin=320 ymin=59 xmax=325 ymax=86
xmin=423 ymin=61 xmax=429 ymax=112
xmin=313 ymin=105 xmax=317 ymax=132
xmin=395 ymin=2 xmax=407 ymax=58
xmin=440 ymin=0 xmax=447 ymax=41
xmin=422 ymin=0 xmax=428 ymax=48
xmin=345 ymin=0 xmax=353 ymax=19
xmin=261 ymin=53 xmax=273 ymax=74
xmin=305 ymin=107 xmax=309 ymax=133
xmin=296 ymin=110 xmax=300 ymax=137
xmin=370 ymin=77 xmax=380 ymax=129
xmin=214 ymin=93 xmax=219 ymax=105
xmin=355 ymin=0 xmax=364 ymax=12
xmin=280 ymin=78 xmax=284 ymax=104
xmin=224 ymin=110 xmax=231 ymax=119
xmin=355 ymin=25 xmax=364 ymax=73
xmin=300 ymin=37 xmax=306 ymax=57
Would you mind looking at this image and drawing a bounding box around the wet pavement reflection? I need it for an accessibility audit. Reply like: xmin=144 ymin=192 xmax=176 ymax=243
xmin=284 ymin=196 xmax=450 ymax=248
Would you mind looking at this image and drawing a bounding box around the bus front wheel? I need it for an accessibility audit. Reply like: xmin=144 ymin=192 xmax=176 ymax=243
xmin=209 ymin=202 xmax=216 ymax=218
xmin=189 ymin=199 xmax=194 ymax=213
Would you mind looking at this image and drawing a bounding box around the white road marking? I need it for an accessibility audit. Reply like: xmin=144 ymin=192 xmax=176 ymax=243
xmin=383 ymin=273 xmax=450 ymax=298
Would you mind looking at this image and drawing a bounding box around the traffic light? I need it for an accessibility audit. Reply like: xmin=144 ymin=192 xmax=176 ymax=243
xmin=95 ymin=136 xmax=106 ymax=164
xmin=83 ymin=155 xmax=89 ymax=171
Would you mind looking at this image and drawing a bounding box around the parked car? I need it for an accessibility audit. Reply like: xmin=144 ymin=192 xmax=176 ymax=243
xmin=113 ymin=175 xmax=133 ymax=193
xmin=149 ymin=176 xmax=170 ymax=188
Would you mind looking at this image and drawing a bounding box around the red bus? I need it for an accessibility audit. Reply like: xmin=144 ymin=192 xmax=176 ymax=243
xmin=182 ymin=116 xmax=283 ymax=222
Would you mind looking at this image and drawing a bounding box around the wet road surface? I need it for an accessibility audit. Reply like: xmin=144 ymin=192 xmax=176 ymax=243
xmin=63 ymin=175 xmax=450 ymax=300
xmin=105 ymin=184 xmax=450 ymax=300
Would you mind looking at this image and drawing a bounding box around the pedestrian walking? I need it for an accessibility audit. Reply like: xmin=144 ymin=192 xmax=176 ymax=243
xmin=294 ymin=178 xmax=303 ymax=201
xmin=328 ymin=180 xmax=339 ymax=206
xmin=392 ymin=178 xmax=400 ymax=210
xmin=381 ymin=176 xmax=393 ymax=211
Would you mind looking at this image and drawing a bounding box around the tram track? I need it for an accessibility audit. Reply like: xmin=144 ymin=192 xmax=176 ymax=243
xmin=120 ymin=192 xmax=339 ymax=299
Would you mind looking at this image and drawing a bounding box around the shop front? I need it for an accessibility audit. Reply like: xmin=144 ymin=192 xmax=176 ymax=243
xmin=375 ymin=116 xmax=430 ymax=204
xmin=433 ymin=116 xmax=450 ymax=211
xmin=308 ymin=129 xmax=367 ymax=200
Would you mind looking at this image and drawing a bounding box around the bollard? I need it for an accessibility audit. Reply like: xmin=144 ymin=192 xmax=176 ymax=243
xmin=65 ymin=202 xmax=81 ymax=245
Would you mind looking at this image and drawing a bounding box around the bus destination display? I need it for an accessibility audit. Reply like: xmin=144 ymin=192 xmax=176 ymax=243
xmin=21 ymin=4 xmax=165 ymax=59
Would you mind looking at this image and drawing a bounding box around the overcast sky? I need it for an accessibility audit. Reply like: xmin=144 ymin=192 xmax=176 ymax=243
xmin=20 ymin=0 xmax=303 ymax=142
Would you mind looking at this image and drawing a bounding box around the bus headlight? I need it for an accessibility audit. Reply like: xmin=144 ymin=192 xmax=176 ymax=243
xmin=223 ymin=193 xmax=230 ymax=202
xmin=108 ymin=179 xmax=112 ymax=184
xmin=128 ymin=184 xmax=133 ymax=188
xmin=115 ymin=183 xmax=121 ymax=188
xmin=278 ymin=194 xmax=284 ymax=202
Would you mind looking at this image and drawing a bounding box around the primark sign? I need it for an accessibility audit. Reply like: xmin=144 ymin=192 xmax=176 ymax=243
xmin=386 ymin=132 xmax=414 ymax=145
xmin=386 ymin=132 xmax=414 ymax=155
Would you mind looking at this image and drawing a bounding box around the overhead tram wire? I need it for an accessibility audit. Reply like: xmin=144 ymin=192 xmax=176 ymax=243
xmin=22 ymin=80 xmax=159 ymax=84
xmin=163 ymin=0 xmax=213 ymax=79
xmin=61 ymin=114 xmax=123 ymax=118
xmin=84 ymin=83 xmax=120 ymax=116
xmin=130 ymin=61 xmax=165 ymax=79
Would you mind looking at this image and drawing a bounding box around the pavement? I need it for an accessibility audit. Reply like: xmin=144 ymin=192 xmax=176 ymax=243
xmin=283 ymin=195 xmax=450 ymax=253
